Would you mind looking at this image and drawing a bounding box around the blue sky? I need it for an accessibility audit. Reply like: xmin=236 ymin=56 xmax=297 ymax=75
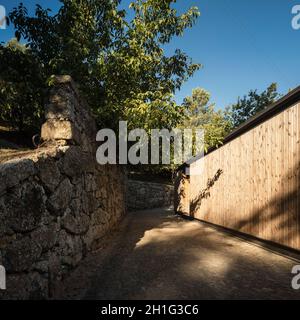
xmin=0 ymin=0 xmax=299 ymax=109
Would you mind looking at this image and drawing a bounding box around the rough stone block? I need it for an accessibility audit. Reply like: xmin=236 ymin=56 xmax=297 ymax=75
xmin=47 ymin=178 xmax=73 ymax=215
xmin=60 ymin=147 xmax=95 ymax=178
xmin=0 ymin=159 xmax=36 ymax=195
xmin=5 ymin=182 xmax=46 ymax=233
xmin=62 ymin=209 xmax=90 ymax=235
xmin=41 ymin=120 xmax=80 ymax=144
xmin=56 ymin=230 xmax=83 ymax=267
xmin=36 ymin=157 xmax=61 ymax=192
xmin=0 ymin=272 xmax=48 ymax=300
xmin=46 ymin=91 xmax=76 ymax=121
xmin=31 ymin=223 xmax=59 ymax=252
xmin=2 ymin=237 xmax=42 ymax=272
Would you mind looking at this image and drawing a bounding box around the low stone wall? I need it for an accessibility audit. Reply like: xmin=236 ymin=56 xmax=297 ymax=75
xmin=127 ymin=180 xmax=174 ymax=211
xmin=0 ymin=76 xmax=126 ymax=299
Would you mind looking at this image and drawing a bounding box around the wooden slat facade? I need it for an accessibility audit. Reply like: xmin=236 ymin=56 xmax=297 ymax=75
xmin=176 ymin=95 xmax=300 ymax=250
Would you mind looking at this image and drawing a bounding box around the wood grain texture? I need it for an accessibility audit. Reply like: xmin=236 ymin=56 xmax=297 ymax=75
xmin=186 ymin=102 xmax=300 ymax=250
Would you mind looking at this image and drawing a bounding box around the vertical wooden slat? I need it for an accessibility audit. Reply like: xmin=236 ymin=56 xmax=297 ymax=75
xmin=181 ymin=101 xmax=300 ymax=251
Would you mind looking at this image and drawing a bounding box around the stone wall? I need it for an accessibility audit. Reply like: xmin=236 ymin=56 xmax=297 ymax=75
xmin=0 ymin=76 xmax=126 ymax=299
xmin=127 ymin=180 xmax=174 ymax=211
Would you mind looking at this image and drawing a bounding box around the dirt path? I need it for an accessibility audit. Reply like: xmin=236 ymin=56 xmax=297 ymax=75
xmin=60 ymin=208 xmax=300 ymax=300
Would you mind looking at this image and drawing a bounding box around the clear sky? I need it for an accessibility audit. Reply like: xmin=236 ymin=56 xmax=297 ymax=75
xmin=0 ymin=0 xmax=300 ymax=109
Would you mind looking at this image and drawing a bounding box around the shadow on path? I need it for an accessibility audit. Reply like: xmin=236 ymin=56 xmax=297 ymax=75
xmin=60 ymin=208 xmax=300 ymax=300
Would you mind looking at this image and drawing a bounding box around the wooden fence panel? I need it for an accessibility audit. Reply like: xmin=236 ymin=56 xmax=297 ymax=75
xmin=187 ymin=102 xmax=300 ymax=250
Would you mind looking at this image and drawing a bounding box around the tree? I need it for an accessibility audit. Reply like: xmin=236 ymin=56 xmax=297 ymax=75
xmin=8 ymin=0 xmax=201 ymax=131
xmin=226 ymin=83 xmax=280 ymax=129
xmin=182 ymin=88 xmax=231 ymax=151
xmin=0 ymin=39 xmax=45 ymax=132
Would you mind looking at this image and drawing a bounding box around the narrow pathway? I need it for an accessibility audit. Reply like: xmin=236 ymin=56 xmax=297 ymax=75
xmin=60 ymin=208 xmax=300 ymax=300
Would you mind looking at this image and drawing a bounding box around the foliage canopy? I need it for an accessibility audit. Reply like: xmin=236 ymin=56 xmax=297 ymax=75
xmin=1 ymin=0 xmax=200 ymax=132
xmin=226 ymin=83 xmax=280 ymax=129
xmin=0 ymin=39 xmax=45 ymax=132
xmin=182 ymin=87 xmax=231 ymax=152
